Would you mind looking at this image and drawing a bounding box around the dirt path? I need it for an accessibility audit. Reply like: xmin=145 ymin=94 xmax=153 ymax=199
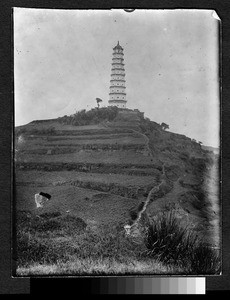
xmin=102 ymin=124 xmax=168 ymax=236
xmin=125 ymin=129 xmax=166 ymax=236
xmin=133 ymin=170 xmax=165 ymax=222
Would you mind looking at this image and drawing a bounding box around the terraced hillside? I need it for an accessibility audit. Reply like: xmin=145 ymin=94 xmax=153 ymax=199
xmin=14 ymin=108 xmax=220 ymax=275
xmin=15 ymin=111 xmax=162 ymax=228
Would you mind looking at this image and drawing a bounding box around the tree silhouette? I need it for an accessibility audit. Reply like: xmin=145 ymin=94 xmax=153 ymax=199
xmin=96 ymin=98 xmax=103 ymax=108
xmin=161 ymin=122 xmax=169 ymax=130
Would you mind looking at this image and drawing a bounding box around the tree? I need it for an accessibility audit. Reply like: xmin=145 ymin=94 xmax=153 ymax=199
xmin=161 ymin=122 xmax=169 ymax=130
xmin=96 ymin=98 xmax=103 ymax=108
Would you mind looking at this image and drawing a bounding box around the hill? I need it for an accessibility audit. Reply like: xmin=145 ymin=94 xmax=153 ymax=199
xmin=202 ymin=145 xmax=219 ymax=155
xmin=14 ymin=107 xmax=220 ymax=275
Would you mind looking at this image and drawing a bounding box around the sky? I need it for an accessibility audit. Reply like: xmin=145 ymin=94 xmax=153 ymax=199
xmin=14 ymin=8 xmax=220 ymax=147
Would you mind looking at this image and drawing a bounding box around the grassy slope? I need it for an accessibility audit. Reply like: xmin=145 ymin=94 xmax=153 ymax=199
xmin=14 ymin=111 xmax=220 ymax=275
xmin=16 ymin=150 xmax=155 ymax=164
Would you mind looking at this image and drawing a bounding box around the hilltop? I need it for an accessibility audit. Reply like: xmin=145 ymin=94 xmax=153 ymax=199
xmin=14 ymin=107 xmax=220 ymax=275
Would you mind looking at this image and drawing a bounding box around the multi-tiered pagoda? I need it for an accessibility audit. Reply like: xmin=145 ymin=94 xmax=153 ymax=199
xmin=108 ymin=41 xmax=127 ymax=108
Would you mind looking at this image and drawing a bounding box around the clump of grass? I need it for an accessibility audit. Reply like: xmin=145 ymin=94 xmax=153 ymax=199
xmin=144 ymin=211 xmax=220 ymax=274
xmin=129 ymin=210 xmax=138 ymax=220
xmin=144 ymin=212 xmax=198 ymax=264
xmin=188 ymin=245 xmax=221 ymax=274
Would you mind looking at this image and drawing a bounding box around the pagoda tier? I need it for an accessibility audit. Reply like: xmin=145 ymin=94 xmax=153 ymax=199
xmin=108 ymin=41 xmax=127 ymax=109
xmin=110 ymin=79 xmax=126 ymax=82
xmin=109 ymin=85 xmax=126 ymax=89
xmin=111 ymin=73 xmax=125 ymax=77
xmin=112 ymin=62 xmax=125 ymax=66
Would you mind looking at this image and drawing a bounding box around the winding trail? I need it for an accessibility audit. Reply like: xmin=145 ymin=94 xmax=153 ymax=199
xmin=102 ymin=123 xmax=169 ymax=237
xmin=125 ymin=129 xmax=167 ymax=236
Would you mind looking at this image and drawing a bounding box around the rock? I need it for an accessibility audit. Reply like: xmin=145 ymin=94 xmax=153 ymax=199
xmin=34 ymin=192 xmax=51 ymax=208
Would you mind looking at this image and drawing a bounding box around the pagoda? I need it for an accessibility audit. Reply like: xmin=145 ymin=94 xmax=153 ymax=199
xmin=108 ymin=41 xmax=127 ymax=108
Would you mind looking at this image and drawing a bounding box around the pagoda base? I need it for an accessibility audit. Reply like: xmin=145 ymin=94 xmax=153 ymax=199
xmin=108 ymin=100 xmax=127 ymax=109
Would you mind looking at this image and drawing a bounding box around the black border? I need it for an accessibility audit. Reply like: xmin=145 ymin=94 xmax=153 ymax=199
xmin=0 ymin=0 xmax=230 ymax=295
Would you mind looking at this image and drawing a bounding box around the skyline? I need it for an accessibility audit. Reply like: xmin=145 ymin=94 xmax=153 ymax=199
xmin=14 ymin=9 xmax=220 ymax=147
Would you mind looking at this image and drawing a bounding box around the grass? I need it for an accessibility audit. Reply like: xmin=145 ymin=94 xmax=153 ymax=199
xmin=144 ymin=211 xmax=221 ymax=274
xmin=17 ymin=258 xmax=181 ymax=276
xmin=17 ymin=257 xmax=178 ymax=276
xmin=15 ymin=209 xmax=220 ymax=276
xmin=16 ymin=211 xmax=145 ymax=273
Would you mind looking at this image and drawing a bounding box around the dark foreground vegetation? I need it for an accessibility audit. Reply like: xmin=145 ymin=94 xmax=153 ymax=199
xmin=15 ymin=210 xmax=220 ymax=275
xmin=144 ymin=211 xmax=220 ymax=275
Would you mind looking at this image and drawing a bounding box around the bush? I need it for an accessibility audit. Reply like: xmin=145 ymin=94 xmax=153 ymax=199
xmin=179 ymin=151 xmax=190 ymax=161
xmin=144 ymin=211 xmax=220 ymax=274
xmin=129 ymin=210 xmax=138 ymax=221
xmin=144 ymin=211 xmax=198 ymax=264
xmin=188 ymin=245 xmax=221 ymax=274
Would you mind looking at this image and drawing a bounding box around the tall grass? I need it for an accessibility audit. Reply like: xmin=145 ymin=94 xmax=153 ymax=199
xmin=16 ymin=211 xmax=142 ymax=270
xmin=144 ymin=211 xmax=221 ymax=274
xmin=16 ymin=210 xmax=220 ymax=275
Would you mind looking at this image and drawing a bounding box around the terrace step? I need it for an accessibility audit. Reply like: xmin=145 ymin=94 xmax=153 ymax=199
xmin=25 ymin=133 xmax=141 ymax=141
xmin=16 ymin=171 xmax=158 ymax=199
xmin=15 ymin=162 xmax=162 ymax=174
xmin=17 ymin=144 xmax=147 ymax=152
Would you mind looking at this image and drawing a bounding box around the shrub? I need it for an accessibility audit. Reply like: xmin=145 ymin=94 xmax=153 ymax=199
xmin=144 ymin=211 xmax=198 ymax=264
xmin=188 ymin=245 xmax=221 ymax=274
xmin=129 ymin=210 xmax=138 ymax=221
xmin=144 ymin=211 xmax=220 ymax=274
xmin=179 ymin=151 xmax=190 ymax=161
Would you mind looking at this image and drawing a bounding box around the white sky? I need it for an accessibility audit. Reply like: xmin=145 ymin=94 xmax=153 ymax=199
xmin=14 ymin=8 xmax=220 ymax=147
